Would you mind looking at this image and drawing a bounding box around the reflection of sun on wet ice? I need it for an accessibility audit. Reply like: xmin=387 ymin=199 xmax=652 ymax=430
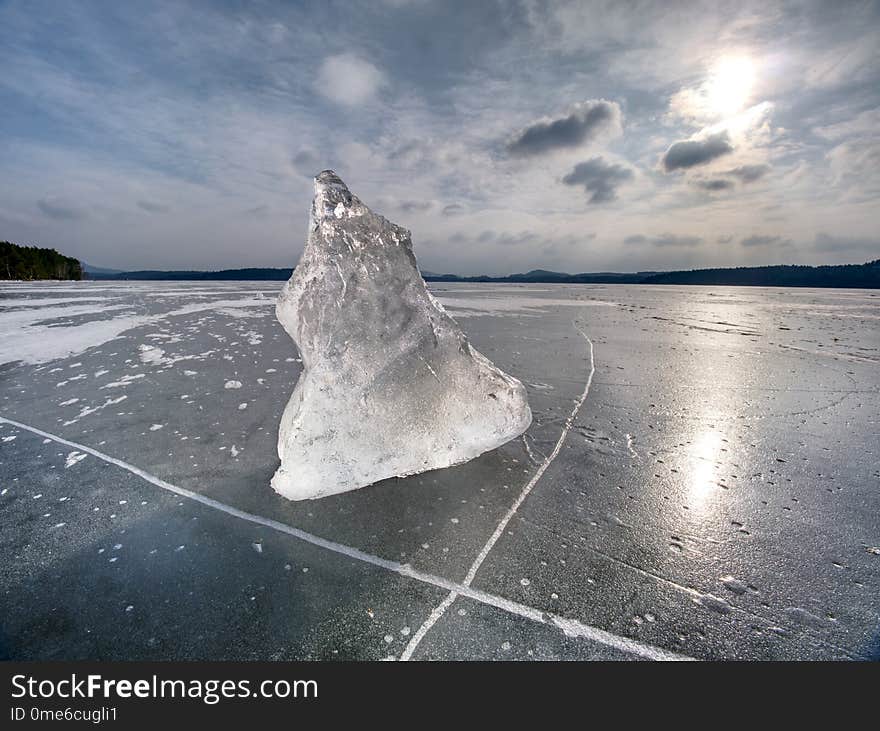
xmin=687 ymin=428 xmax=723 ymax=514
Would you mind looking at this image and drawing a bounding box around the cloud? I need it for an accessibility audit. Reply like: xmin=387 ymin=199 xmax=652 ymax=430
xmin=695 ymin=179 xmax=735 ymax=191
xmin=813 ymin=232 xmax=879 ymax=253
xmin=814 ymin=108 xmax=880 ymax=141
xmin=562 ymin=157 xmax=633 ymax=204
xmin=137 ymin=199 xmax=169 ymax=213
xmin=717 ymin=234 xmax=733 ymax=244
xmin=826 ymin=139 xmax=880 ymax=193
xmin=315 ymin=54 xmax=385 ymax=106
xmin=661 ymin=132 xmax=734 ymax=172
xmin=497 ymin=231 xmax=540 ymax=246
xmin=741 ymin=234 xmax=791 ymax=247
xmin=506 ymin=100 xmax=622 ymax=156
xmin=690 ymin=163 xmax=770 ymax=192
xmin=625 ymin=233 xmax=703 ymax=247
xmin=398 ymin=199 xmax=433 ymax=213
xmin=804 ymin=27 xmax=880 ymax=90
xmin=37 ymin=198 xmax=84 ymax=220
xmin=291 ymin=149 xmax=322 ymax=178
xmin=441 ymin=203 xmax=465 ymax=216
xmin=726 ymin=164 xmax=770 ymax=183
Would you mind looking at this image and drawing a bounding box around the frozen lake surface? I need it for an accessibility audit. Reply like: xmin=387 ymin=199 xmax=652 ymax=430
xmin=1 ymin=280 xmax=878 ymax=660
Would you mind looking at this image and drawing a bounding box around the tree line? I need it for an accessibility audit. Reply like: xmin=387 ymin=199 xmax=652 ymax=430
xmin=640 ymin=260 xmax=880 ymax=288
xmin=1 ymin=240 xmax=82 ymax=280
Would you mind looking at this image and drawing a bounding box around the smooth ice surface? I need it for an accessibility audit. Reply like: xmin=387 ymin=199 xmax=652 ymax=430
xmin=271 ymin=171 xmax=531 ymax=499
xmin=0 ymin=280 xmax=878 ymax=660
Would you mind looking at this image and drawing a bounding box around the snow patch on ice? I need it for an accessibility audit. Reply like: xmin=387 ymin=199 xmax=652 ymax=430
xmin=0 ymin=294 xmax=273 ymax=366
xmin=64 ymin=451 xmax=87 ymax=468
xmin=101 ymin=373 xmax=146 ymax=388
xmin=139 ymin=345 xmax=167 ymax=365
xmin=63 ymin=395 xmax=128 ymax=425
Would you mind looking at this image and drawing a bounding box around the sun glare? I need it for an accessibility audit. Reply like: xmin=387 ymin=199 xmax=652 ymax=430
xmin=706 ymin=56 xmax=755 ymax=118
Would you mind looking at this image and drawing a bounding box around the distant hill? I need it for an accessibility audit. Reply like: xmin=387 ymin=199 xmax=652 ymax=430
xmin=1 ymin=240 xmax=82 ymax=280
xmin=425 ymin=269 xmax=655 ymax=284
xmin=82 ymin=260 xmax=880 ymax=288
xmin=81 ymin=262 xmax=124 ymax=276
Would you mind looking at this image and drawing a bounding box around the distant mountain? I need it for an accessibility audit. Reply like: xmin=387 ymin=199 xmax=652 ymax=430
xmin=423 ymin=269 xmax=655 ymax=284
xmin=82 ymin=260 xmax=880 ymax=288
xmin=81 ymin=262 xmax=124 ymax=276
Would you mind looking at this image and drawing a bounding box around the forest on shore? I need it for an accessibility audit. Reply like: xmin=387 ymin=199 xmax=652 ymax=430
xmin=1 ymin=240 xmax=82 ymax=280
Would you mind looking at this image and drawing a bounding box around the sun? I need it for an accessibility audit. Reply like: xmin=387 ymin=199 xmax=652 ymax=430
xmin=706 ymin=56 xmax=755 ymax=118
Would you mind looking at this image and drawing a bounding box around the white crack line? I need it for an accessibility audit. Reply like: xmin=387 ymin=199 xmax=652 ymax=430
xmin=401 ymin=327 xmax=607 ymax=660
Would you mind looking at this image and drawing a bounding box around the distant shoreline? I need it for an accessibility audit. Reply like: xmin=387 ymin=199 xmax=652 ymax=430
xmin=81 ymin=261 xmax=880 ymax=289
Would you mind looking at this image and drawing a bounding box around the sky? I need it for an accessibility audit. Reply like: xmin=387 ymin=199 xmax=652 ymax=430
xmin=1 ymin=0 xmax=879 ymax=275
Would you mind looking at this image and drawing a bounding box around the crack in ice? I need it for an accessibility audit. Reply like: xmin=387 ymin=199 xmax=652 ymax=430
xmin=400 ymin=324 xmax=598 ymax=660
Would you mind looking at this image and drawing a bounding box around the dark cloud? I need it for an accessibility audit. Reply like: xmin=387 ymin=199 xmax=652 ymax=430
xmin=37 ymin=198 xmax=84 ymax=220
xmin=562 ymin=157 xmax=633 ymax=204
xmin=741 ymin=234 xmax=791 ymax=247
xmin=695 ymin=179 xmax=735 ymax=191
xmin=625 ymin=233 xmax=703 ymax=247
xmin=244 ymin=205 xmax=269 ymax=216
xmin=398 ymin=199 xmax=433 ymax=213
xmin=137 ymin=199 xmax=169 ymax=213
xmin=389 ymin=140 xmax=423 ymax=161
xmin=442 ymin=203 xmax=465 ymax=216
xmin=507 ymin=100 xmax=621 ymax=156
xmin=662 ymin=132 xmax=734 ymax=172
xmin=726 ymin=164 xmax=771 ymax=183
xmin=291 ymin=149 xmax=321 ymax=178
xmin=444 ymin=230 xmax=537 ymax=246
xmin=497 ymin=231 xmax=539 ymax=246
